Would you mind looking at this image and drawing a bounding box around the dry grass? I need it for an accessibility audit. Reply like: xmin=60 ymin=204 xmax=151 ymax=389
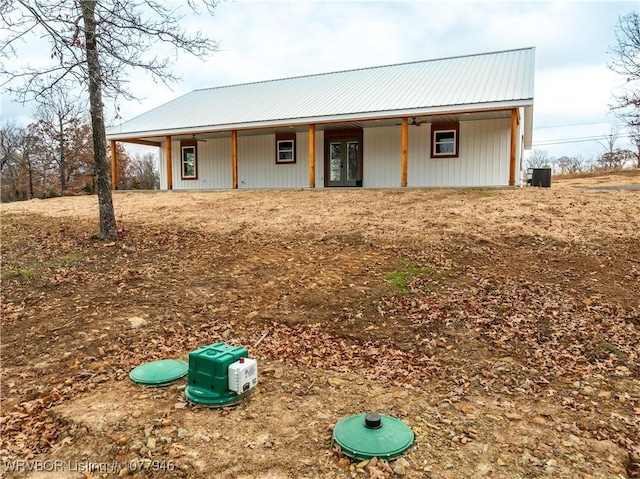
xmin=1 ymin=170 xmax=639 ymax=479
xmin=2 ymin=173 xmax=638 ymax=248
xmin=553 ymin=168 xmax=640 ymax=187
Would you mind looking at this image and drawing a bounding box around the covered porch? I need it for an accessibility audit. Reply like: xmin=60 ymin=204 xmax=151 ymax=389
xmin=109 ymin=107 xmax=523 ymax=190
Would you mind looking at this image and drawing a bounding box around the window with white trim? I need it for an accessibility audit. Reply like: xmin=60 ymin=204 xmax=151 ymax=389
xmin=180 ymin=140 xmax=198 ymax=179
xmin=431 ymin=122 xmax=459 ymax=158
xmin=275 ymin=132 xmax=296 ymax=164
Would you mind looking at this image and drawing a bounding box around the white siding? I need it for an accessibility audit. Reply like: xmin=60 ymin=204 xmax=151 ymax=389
xmin=160 ymin=138 xmax=231 ymax=189
xmin=407 ymin=118 xmax=511 ymax=186
xmin=363 ymin=126 xmax=402 ymax=187
xmin=238 ymin=134 xmax=307 ymax=188
xmin=158 ymin=119 xmax=511 ymax=189
xmin=158 ymin=145 xmax=167 ymax=190
xmin=159 ymin=132 xmax=326 ymax=190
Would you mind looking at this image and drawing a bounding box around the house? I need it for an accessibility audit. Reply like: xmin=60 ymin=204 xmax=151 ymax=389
xmin=106 ymin=47 xmax=534 ymax=189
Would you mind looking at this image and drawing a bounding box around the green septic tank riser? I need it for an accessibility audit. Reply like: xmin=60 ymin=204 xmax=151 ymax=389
xmin=129 ymin=359 xmax=188 ymax=386
xmin=332 ymin=413 xmax=414 ymax=461
xmin=184 ymin=343 xmax=249 ymax=407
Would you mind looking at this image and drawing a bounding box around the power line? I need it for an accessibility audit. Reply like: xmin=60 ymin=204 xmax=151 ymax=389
xmin=533 ymin=133 xmax=633 ymax=147
xmin=534 ymin=120 xmax=623 ymax=130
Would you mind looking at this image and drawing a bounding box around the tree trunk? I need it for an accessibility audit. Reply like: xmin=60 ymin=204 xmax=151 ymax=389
xmin=58 ymin=113 xmax=66 ymax=196
xmin=80 ymin=0 xmax=117 ymax=240
xmin=26 ymin=156 xmax=34 ymax=199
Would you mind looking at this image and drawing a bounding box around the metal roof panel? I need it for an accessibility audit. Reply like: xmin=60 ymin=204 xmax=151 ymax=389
xmin=108 ymin=47 xmax=535 ymax=137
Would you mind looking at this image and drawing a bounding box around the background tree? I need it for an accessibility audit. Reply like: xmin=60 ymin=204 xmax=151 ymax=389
xmin=111 ymin=142 xmax=132 ymax=190
xmin=2 ymin=117 xmax=95 ymax=201
xmin=556 ymin=155 xmax=587 ymax=175
xmin=525 ymin=149 xmax=554 ymax=169
xmin=3 ymin=123 xmax=46 ymax=200
xmin=594 ymin=126 xmax=637 ymax=170
xmin=130 ymin=153 xmax=160 ymax=190
xmin=628 ymin=124 xmax=640 ymax=168
xmin=1 ymin=123 xmax=26 ymax=201
xmin=1 ymin=123 xmax=46 ymax=200
xmin=1 ymin=122 xmax=21 ymax=173
xmin=24 ymin=123 xmax=54 ymax=198
xmin=63 ymin=119 xmax=95 ymax=192
xmin=1 ymin=1 xmax=220 ymax=239
xmin=33 ymin=86 xmax=86 ymax=196
xmin=609 ymin=11 xmax=640 ymax=168
xmin=596 ymin=126 xmax=620 ymax=157
xmin=598 ymin=148 xmax=637 ymax=170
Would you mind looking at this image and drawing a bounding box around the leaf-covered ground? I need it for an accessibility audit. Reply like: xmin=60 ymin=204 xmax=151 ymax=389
xmin=1 ymin=171 xmax=639 ymax=478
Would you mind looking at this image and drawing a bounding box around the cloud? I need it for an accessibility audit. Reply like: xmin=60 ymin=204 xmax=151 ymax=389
xmin=3 ymin=0 xmax=637 ymax=160
xmin=535 ymin=65 xmax=618 ymax=126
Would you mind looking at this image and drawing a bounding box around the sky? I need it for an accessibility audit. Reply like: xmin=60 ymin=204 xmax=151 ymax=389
xmin=1 ymin=0 xmax=638 ymax=162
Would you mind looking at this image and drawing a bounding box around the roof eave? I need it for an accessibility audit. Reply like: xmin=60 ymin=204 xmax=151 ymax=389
xmin=106 ymin=99 xmax=534 ymax=141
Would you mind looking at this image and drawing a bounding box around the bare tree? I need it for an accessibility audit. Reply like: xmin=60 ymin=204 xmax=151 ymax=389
xmin=1 ymin=122 xmax=24 ymax=201
xmin=628 ymin=124 xmax=640 ymax=168
xmin=110 ymin=141 xmax=132 ymax=190
xmin=594 ymin=127 xmax=637 ymax=170
xmin=598 ymin=148 xmax=636 ymax=170
xmin=609 ymin=11 xmax=640 ymax=168
xmin=525 ymin=149 xmax=553 ymax=169
xmin=0 ymin=123 xmax=48 ymax=200
xmin=0 ymin=122 xmax=21 ymax=172
xmin=1 ymin=1 xmax=219 ymax=239
xmin=596 ymin=126 xmax=620 ymax=155
xmin=34 ymin=86 xmax=84 ymax=196
xmin=130 ymin=152 xmax=160 ymax=190
xmin=556 ymin=155 xmax=586 ymax=175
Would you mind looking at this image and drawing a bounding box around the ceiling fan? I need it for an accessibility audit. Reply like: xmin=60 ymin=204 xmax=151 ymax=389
xmin=191 ymin=134 xmax=207 ymax=142
xmin=396 ymin=118 xmax=426 ymax=127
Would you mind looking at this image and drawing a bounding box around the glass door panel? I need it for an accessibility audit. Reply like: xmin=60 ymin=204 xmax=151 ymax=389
xmin=329 ymin=142 xmax=343 ymax=182
xmin=346 ymin=141 xmax=359 ymax=182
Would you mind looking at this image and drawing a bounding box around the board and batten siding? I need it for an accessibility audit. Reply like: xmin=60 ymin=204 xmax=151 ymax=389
xmin=158 ymin=120 xmax=511 ymax=189
xmin=238 ymin=135 xmax=301 ymax=188
xmin=362 ymin=126 xmax=402 ymax=187
xmin=362 ymin=119 xmax=511 ymax=187
xmin=159 ymin=132 xmax=325 ymax=190
xmin=237 ymin=131 xmax=325 ymax=188
xmin=407 ymin=118 xmax=512 ymax=187
xmin=159 ymin=137 xmax=232 ymax=189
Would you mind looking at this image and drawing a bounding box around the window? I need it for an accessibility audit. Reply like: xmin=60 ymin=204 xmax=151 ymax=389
xmin=180 ymin=139 xmax=197 ymax=179
xmin=275 ymin=132 xmax=296 ymax=164
xmin=431 ymin=122 xmax=459 ymax=158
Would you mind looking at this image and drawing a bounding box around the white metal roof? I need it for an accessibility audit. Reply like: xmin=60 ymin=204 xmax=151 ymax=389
xmin=107 ymin=47 xmax=535 ymax=146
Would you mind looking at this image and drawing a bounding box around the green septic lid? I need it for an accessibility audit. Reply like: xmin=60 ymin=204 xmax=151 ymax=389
xmin=332 ymin=413 xmax=414 ymax=461
xmin=129 ymin=359 xmax=188 ymax=386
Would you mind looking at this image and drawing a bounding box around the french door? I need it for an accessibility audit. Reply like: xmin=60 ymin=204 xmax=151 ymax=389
xmin=325 ymin=131 xmax=362 ymax=187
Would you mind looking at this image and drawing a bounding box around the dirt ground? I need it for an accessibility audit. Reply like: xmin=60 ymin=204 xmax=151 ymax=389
xmin=1 ymin=171 xmax=639 ymax=479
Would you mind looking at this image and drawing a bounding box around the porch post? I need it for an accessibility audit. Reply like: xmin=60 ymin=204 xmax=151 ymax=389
xmin=110 ymin=140 xmax=118 ymax=190
xmin=165 ymin=136 xmax=173 ymax=190
xmin=308 ymin=124 xmax=315 ymax=188
xmin=401 ymin=117 xmax=408 ymax=187
xmin=509 ymin=109 xmax=519 ymax=186
xmin=231 ymin=130 xmax=238 ymax=189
